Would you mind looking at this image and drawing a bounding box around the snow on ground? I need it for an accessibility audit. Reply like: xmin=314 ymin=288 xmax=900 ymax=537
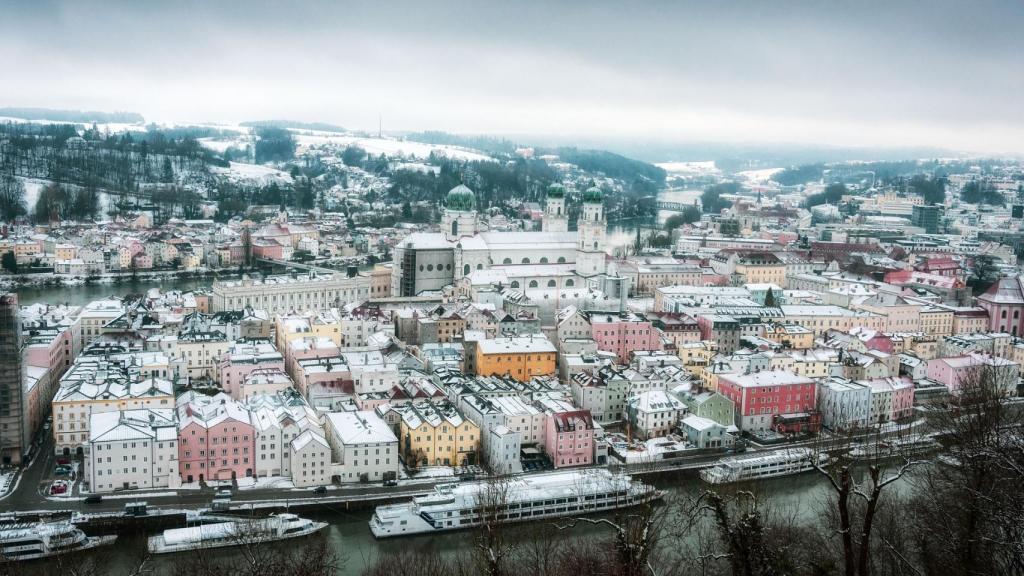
xmin=657 ymin=161 xmax=721 ymax=177
xmin=295 ymin=133 xmax=494 ymax=162
xmin=197 ymin=137 xmax=248 ymax=153
xmin=211 ymin=162 xmax=294 ymax=185
xmin=400 ymin=466 xmax=456 ymax=483
xmin=0 ymin=117 xmax=147 ymax=134
xmin=17 ymin=177 xmax=48 ymax=209
xmin=735 ymin=167 xmax=784 ymax=184
xmin=0 ymin=471 xmax=15 ymax=496
xmin=236 ymin=476 xmax=295 ymax=490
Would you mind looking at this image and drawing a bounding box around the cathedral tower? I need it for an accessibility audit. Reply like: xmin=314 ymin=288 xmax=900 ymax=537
xmin=441 ymin=184 xmax=478 ymax=241
xmin=576 ymin=186 xmax=607 ymax=276
xmin=542 ymin=183 xmax=568 ymax=232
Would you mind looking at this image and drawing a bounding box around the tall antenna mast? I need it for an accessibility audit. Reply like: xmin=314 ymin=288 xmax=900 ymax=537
xmin=378 ymin=113 xmax=382 ymax=138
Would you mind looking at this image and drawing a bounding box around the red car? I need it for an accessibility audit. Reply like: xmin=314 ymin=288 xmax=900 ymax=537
xmin=49 ymin=484 xmax=67 ymax=495
xmin=57 ymin=458 xmax=72 ymax=466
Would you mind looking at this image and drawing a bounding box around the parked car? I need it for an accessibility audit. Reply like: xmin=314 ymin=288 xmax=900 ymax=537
xmin=312 ymin=486 xmax=327 ymax=494
xmin=49 ymin=483 xmax=68 ymax=495
xmin=56 ymin=458 xmax=72 ymax=466
xmin=383 ymin=479 xmax=398 ymax=487
xmin=215 ymin=489 xmax=232 ymax=499
xmin=54 ymin=465 xmax=73 ymax=476
xmin=83 ymin=495 xmax=103 ymax=504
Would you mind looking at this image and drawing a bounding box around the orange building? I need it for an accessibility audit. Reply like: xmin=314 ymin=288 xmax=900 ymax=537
xmin=474 ymin=336 xmax=557 ymax=381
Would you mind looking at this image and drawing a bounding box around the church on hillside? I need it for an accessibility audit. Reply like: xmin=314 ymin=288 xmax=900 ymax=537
xmin=391 ymin=183 xmax=615 ymax=299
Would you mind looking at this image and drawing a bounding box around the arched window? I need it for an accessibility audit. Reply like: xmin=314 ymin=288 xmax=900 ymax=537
xmin=529 ymin=280 xmax=539 ymax=288
xmin=547 ymin=280 xmax=556 ymax=287
xmin=463 ymin=264 xmax=470 ymax=275
xmin=477 ymin=263 xmax=483 ymax=270
xmin=522 ymin=258 xmax=530 ymax=264
xmin=511 ymin=281 xmax=520 ymax=288
xmin=593 ymin=242 xmax=598 ymax=249
xmin=503 ymin=258 xmax=512 ymax=264
xmin=557 ymin=257 xmax=566 ymax=263
xmin=565 ymin=279 xmax=574 ymax=287
xmin=451 ymin=221 xmax=458 ymax=236
xmin=540 ymin=257 xmax=548 ymax=264
xmin=427 ymin=264 xmax=433 ymax=271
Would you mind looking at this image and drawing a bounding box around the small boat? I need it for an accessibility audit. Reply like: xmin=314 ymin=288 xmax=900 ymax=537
xmin=700 ymin=448 xmax=825 ymax=484
xmin=0 ymin=521 xmax=116 ymax=561
xmin=847 ymin=435 xmax=941 ymax=461
xmin=369 ymin=469 xmax=663 ymax=538
xmin=147 ymin=513 xmax=327 ymax=554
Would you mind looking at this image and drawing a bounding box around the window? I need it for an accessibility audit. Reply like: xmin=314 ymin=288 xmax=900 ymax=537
xmin=529 ymin=280 xmax=538 ymax=288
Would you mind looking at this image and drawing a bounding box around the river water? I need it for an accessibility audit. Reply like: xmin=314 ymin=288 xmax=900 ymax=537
xmin=83 ymin=469 xmax=881 ymax=576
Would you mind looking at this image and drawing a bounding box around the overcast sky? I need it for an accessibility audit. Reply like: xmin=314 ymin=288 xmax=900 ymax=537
xmin=1 ymin=0 xmax=1022 ymax=155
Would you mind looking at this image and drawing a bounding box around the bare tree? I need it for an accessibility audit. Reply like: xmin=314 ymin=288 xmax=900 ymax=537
xmin=811 ymin=419 xmax=927 ymax=576
xmin=907 ymin=364 xmax=1024 ymax=576
xmin=473 ymin=476 xmax=516 ymax=576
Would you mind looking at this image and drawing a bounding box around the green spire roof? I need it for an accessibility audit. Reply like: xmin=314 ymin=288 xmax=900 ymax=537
xmin=546 ymin=183 xmax=566 ymax=198
xmin=583 ymin=186 xmax=603 ymax=203
xmin=445 ymin=184 xmax=476 ymax=211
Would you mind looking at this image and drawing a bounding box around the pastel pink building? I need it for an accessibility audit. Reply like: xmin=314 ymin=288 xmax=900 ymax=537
xmin=176 ymin=391 xmax=255 ymax=483
xmin=588 ymin=312 xmax=662 ymax=363
xmin=860 ymin=377 xmax=915 ymax=422
xmin=217 ymin=339 xmax=285 ymax=399
xmin=926 ymin=354 xmax=1019 ymax=395
xmin=538 ymin=398 xmax=594 ymax=469
xmin=977 ymin=276 xmax=1024 ymax=336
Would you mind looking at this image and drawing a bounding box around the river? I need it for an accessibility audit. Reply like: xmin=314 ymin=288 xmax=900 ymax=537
xmin=86 ymin=468 xmax=899 ymax=576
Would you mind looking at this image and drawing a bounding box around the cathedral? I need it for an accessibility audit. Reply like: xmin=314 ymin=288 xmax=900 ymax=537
xmin=391 ymin=183 xmax=611 ymax=298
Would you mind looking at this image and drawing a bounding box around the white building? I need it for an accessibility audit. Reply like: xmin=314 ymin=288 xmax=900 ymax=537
xmin=87 ymin=409 xmax=180 ymax=493
xmin=816 ymin=378 xmax=872 ymax=431
xmin=290 ymin=430 xmax=332 ymax=488
xmin=324 ymin=411 xmax=399 ymax=483
xmin=486 ymin=424 xmax=522 ymax=475
xmin=626 ymin=390 xmax=686 ymax=439
xmin=211 ymin=272 xmax=371 ymax=314
xmin=391 ymin=184 xmax=610 ymax=297
xmin=246 ymin=390 xmax=325 ymax=484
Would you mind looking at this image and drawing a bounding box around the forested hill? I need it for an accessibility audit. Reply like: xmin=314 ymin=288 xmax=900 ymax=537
xmin=548 ymin=147 xmax=667 ymax=187
xmin=0 ymin=122 xmax=225 ymax=195
xmin=0 ymin=107 xmax=144 ymax=124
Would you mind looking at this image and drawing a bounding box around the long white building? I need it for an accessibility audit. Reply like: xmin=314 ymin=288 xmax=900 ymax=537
xmin=211 ymin=272 xmax=371 ymax=314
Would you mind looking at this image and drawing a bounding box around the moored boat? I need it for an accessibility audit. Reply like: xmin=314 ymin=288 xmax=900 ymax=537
xmin=847 ymin=435 xmax=941 ymax=461
xmin=700 ymin=448 xmax=825 ymax=484
xmin=0 ymin=521 xmax=116 ymax=562
xmin=369 ymin=469 xmax=663 ymax=538
xmin=147 ymin=513 xmax=327 ymax=554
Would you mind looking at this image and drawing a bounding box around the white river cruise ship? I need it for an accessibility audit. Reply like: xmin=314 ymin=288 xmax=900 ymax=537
xmin=148 ymin=513 xmax=327 ymax=554
xmin=700 ymin=448 xmax=826 ymax=484
xmin=0 ymin=521 xmax=116 ymax=561
xmin=370 ymin=469 xmax=663 ymax=538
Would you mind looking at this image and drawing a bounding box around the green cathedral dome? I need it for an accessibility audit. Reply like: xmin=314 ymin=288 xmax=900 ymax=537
xmin=546 ymin=183 xmax=566 ymax=198
xmin=445 ymin=184 xmax=476 ymax=211
xmin=583 ymin=186 xmax=603 ymax=203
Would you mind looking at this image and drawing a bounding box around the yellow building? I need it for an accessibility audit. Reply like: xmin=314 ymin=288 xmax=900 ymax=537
xmin=762 ymin=323 xmax=814 ymax=349
xmin=55 ymin=243 xmax=78 ymax=261
xmin=676 ymin=341 xmax=715 ymax=377
xmin=399 ymin=401 xmax=480 ymax=467
xmin=734 ymin=252 xmax=787 ymax=286
xmin=918 ymin=306 xmax=953 ymax=336
xmin=475 ymin=336 xmax=557 ymax=381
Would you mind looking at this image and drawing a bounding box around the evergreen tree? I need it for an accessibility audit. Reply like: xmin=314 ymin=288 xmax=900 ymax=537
xmin=0 ymin=174 xmax=26 ymax=221
xmin=1 ymin=251 xmax=17 ymax=274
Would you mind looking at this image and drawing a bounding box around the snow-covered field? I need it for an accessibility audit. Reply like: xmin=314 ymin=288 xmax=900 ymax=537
xmin=211 ymin=161 xmax=294 ymax=185
xmin=736 ymin=167 xmax=784 ymax=183
xmin=657 ymin=160 xmax=721 ymax=177
xmin=295 ymin=133 xmax=493 ymax=162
